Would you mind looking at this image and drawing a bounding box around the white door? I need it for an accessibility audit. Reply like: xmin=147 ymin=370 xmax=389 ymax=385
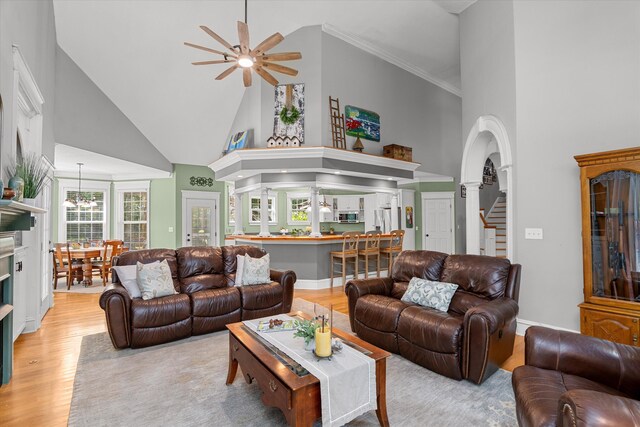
xmin=40 ymin=180 xmax=53 ymax=314
xmin=182 ymin=191 xmax=219 ymax=247
xmin=422 ymin=193 xmax=455 ymax=254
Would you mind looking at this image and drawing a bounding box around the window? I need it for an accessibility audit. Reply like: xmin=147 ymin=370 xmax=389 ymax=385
xmin=249 ymin=191 xmax=277 ymax=224
xmin=58 ymin=179 xmax=110 ymax=243
xmin=115 ymin=182 xmax=149 ymax=250
xmin=287 ymin=192 xmax=310 ymax=225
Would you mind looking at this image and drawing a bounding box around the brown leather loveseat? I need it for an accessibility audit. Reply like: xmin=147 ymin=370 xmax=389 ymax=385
xmin=345 ymin=250 xmax=521 ymax=384
xmin=512 ymin=326 xmax=640 ymax=427
xmin=99 ymin=245 xmax=296 ymax=349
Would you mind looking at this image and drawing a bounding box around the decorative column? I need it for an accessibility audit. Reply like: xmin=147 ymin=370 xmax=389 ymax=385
xmin=309 ymin=187 xmax=322 ymax=237
xmin=233 ymin=191 xmax=244 ymax=235
xmin=390 ymin=191 xmax=399 ymax=231
xmin=464 ymin=182 xmax=482 ymax=255
xmin=258 ymin=187 xmax=271 ymax=237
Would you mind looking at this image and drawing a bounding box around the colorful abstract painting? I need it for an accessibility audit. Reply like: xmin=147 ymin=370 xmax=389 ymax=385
xmin=345 ymin=105 xmax=380 ymax=142
xmin=226 ymin=130 xmax=250 ymax=153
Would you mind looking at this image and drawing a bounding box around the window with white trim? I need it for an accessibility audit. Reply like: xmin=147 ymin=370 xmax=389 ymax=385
xmin=59 ymin=179 xmax=110 ymax=243
xmin=115 ymin=181 xmax=149 ymax=250
xmin=286 ymin=192 xmax=310 ymax=225
xmin=249 ymin=191 xmax=277 ymax=224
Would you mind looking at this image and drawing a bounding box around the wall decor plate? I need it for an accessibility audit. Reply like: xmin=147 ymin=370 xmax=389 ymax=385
xmin=345 ymin=105 xmax=380 ymax=142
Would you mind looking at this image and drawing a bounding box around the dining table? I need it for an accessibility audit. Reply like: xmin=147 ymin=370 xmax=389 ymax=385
xmin=68 ymin=247 xmax=103 ymax=286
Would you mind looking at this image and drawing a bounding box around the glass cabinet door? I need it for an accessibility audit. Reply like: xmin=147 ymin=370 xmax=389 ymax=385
xmin=589 ymin=170 xmax=640 ymax=302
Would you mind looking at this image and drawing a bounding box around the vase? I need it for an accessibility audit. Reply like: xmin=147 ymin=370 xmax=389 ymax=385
xmin=8 ymin=175 xmax=24 ymax=202
xmin=22 ymin=198 xmax=36 ymax=207
xmin=304 ymin=339 xmax=315 ymax=352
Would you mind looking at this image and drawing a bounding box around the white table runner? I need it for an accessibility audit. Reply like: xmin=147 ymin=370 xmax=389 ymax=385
xmin=244 ymin=315 xmax=376 ymax=427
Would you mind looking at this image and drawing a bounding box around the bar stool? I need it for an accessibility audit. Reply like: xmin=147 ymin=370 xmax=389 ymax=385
xmin=358 ymin=230 xmax=381 ymax=279
xmin=330 ymin=231 xmax=360 ymax=289
xmin=380 ymin=229 xmax=405 ymax=276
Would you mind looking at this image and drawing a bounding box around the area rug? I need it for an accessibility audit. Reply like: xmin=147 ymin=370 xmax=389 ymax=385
xmin=69 ymin=299 xmax=517 ymax=426
xmin=53 ymin=278 xmax=105 ymax=294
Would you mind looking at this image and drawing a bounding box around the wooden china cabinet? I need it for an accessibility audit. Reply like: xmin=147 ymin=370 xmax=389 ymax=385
xmin=575 ymin=147 xmax=640 ymax=346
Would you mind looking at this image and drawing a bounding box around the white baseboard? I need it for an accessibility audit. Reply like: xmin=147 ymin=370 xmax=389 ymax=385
xmin=295 ymin=271 xmax=388 ymax=290
xmin=516 ymin=318 xmax=579 ymax=336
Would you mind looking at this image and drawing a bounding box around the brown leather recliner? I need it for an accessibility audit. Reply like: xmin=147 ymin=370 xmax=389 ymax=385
xmin=345 ymin=250 xmax=521 ymax=384
xmin=99 ymin=245 xmax=296 ymax=349
xmin=512 ymin=326 xmax=640 ymax=427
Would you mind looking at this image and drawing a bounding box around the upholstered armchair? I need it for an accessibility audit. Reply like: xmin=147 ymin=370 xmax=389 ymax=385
xmin=512 ymin=326 xmax=640 ymax=427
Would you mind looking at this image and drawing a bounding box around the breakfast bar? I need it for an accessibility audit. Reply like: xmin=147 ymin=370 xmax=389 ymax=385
xmin=230 ymin=234 xmax=395 ymax=289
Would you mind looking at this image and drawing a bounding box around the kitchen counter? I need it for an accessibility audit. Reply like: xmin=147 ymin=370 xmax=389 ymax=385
xmin=228 ymin=233 xmax=394 ymax=289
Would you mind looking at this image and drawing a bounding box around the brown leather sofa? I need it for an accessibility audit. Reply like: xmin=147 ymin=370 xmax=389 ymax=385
xmin=512 ymin=326 xmax=640 ymax=427
xmin=99 ymin=245 xmax=296 ymax=349
xmin=345 ymin=250 xmax=521 ymax=384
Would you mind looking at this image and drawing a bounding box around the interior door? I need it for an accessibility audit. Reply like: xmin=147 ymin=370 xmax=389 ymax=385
xmin=423 ymin=196 xmax=453 ymax=254
xmin=184 ymin=197 xmax=217 ymax=247
xmin=40 ymin=180 xmax=52 ymax=314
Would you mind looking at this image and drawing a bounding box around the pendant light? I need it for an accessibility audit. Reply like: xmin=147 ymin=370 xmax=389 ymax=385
xmin=62 ymin=163 xmax=98 ymax=208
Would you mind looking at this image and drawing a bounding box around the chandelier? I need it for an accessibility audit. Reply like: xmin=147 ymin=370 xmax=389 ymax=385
xmin=304 ymin=195 xmax=332 ymax=214
xmin=62 ymin=163 xmax=97 ymax=208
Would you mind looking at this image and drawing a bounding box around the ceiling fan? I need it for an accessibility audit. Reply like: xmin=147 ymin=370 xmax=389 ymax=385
xmin=184 ymin=0 xmax=302 ymax=87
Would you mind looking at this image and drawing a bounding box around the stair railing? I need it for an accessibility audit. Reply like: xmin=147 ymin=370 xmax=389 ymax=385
xmin=479 ymin=211 xmax=497 ymax=256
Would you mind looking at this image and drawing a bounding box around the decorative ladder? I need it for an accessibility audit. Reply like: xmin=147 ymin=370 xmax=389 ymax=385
xmin=329 ymin=96 xmax=346 ymax=149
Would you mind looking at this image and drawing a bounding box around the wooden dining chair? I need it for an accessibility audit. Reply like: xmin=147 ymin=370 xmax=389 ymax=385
xmin=53 ymin=243 xmax=83 ymax=290
xmin=380 ymin=229 xmax=405 ymax=276
xmin=95 ymin=240 xmax=124 ymax=285
xmin=330 ymin=231 xmax=360 ymax=290
xmin=358 ymin=230 xmax=382 ymax=279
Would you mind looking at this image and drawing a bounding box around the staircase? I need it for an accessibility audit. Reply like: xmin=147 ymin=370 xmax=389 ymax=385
xmin=485 ymin=196 xmax=507 ymax=258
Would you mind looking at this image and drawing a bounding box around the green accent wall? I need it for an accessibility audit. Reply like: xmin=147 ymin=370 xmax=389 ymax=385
xmin=174 ymin=164 xmax=226 ymax=247
xmin=149 ymin=176 xmax=176 ymax=248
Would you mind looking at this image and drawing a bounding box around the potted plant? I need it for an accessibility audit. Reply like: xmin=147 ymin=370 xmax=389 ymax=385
xmin=6 ymin=153 xmax=50 ymax=206
xmin=293 ymin=319 xmax=317 ymax=351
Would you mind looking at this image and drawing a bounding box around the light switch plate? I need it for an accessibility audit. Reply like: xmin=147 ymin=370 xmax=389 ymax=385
xmin=525 ymin=228 xmax=543 ymax=240
xmin=168 ymin=227 xmax=174 ymax=233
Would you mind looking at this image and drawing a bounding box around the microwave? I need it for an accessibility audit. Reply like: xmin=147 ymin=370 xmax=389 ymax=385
xmin=338 ymin=212 xmax=360 ymax=223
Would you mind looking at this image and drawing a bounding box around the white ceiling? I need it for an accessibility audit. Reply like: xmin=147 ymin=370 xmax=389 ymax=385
xmin=52 ymin=1 xmax=462 ymax=166
xmin=54 ymin=144 xmax=172 ymax=181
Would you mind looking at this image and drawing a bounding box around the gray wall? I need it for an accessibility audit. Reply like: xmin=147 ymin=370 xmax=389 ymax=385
xmin=0 ymin=0 xmax=57 ymax=174
xmin=54 ymin=47 xmax=172 ymax=172
xmin=461 ymin=0 xmax=640 ymax=331
xmin=479 ymin=184 xmax=502 ymax=213
xmin=512 ymin=0 xmax=640 ymax=331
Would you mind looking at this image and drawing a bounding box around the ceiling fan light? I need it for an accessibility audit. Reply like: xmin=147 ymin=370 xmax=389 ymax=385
xmin=237 ymin=55 xmax=254 ymax=68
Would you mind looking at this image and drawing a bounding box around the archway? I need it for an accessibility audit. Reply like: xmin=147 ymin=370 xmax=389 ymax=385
xmin=460 ymin=115 xmax=513 ymax=259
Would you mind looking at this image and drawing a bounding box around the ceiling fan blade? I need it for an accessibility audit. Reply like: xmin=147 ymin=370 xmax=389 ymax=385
xmin=243 ymin=68 xmax=252 ymax=87
xmin=237 ymin=21 xmax=250 ymax=55
xmin=192 ymin=60 xmax=234 ymax=65
xmin=215 ymin=64 xmax=239 ymax=80
xmin=183 ymin=42 xmax=236 ymax=58
xmin=259 ymin=52 xmax=302 ymax=62
xmin=255 ymin=66 xmax=279 ymax=86
xmin=200 ymin=25 xmax=237 ymax=54
xmin=260 ymin=62 xmax=298 ymax=76
xmin=252 ymin=33 xmax=284 ymax=56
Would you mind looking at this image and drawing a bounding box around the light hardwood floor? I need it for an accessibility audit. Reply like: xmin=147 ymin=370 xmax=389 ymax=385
xmin=0 ymin=289 xmax=524 ymax=426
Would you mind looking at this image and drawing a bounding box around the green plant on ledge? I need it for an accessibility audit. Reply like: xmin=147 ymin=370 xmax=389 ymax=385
xmin=293 ymin=319 xmax=316 ymax=345
xmin=279 ymin=105 xmax=300 ymax=125
xmin=6 ymin=152 xmax=50 ymax=199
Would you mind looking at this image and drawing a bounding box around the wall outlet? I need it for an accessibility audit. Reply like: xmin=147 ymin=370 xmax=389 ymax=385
xmin=524 ymin=228 xmax=543 ymax=240
xmin=168 ymin=227 xmax=174 ymax=233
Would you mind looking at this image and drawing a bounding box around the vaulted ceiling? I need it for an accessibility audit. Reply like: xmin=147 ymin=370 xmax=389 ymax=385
xmin=53 ymin=1 xmax=466 ymax=166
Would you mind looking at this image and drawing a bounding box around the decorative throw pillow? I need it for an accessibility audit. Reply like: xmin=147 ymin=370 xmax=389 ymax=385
xmin=401 ymin=277 xmax=459 ymax=312
xmin=234 ymin=254 xmax=245 ymax=286
xmin=242 ymin=253 xmax=270 ymax=285
xmin=112 ymin=264 xmax=143 ymax=298
xmin=136 ymin=259 xmax=177 ymax=300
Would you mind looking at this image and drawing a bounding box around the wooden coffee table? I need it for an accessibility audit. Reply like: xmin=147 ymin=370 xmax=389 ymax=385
xmin=226 ymin=312 xmax=390 ymax=426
